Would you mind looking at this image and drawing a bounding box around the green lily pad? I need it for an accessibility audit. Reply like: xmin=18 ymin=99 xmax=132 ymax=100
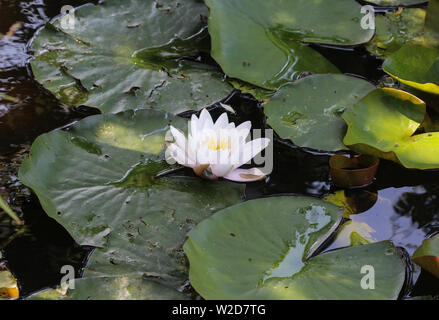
xmin=425 ymin=0 xmax=439 ymax=44
xmin=343 ymin=88 xmax=439 ymax=169
xmin=19 ymin=109 xmax=245 ymax=299
xmin=184 ymin=196 xmax=406 ymax=300
xmin=205 ymin=0 xmax=374 ymax=90
xmin=383 ymin=44 xmax=439 ymax=94
xmin=366 ymin=9 xmax=426 ymax=59
xmin=264 ymin=74 xmax=375 ymax=151
xmin=412 ymin=235 xmax=439 ymax=279
xmin=228 ymin=79 xmax=275 ymax=102
xmin=30 ymin=0 xmax=233 ymax=114
xmin=29 ymin=276 xmax=188 ymax=300
xmin=381 ymin=1 xmax=439 ymax=94
xmin=364 ymin=0 xmax=428 ymax=6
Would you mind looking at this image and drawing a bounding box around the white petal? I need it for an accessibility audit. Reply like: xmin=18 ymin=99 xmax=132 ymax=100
xmin=210 ymin=163 xmax=234 ymax=177
xmin=227 ymin=122 xmax=236 ymax=130
xmin=187 ymin=134 xmax=198 ymax=163
xmin=235 ymin=121 xmax=252 ymax=140
xmin=214 ymin=112 xmax=229 ymax=130
xmin=199 ymin=108 xmax=214 ymax=130
xmin=195 ymin=143 xmax=211 ymax=165
xmin=170 ymin=126 xmax=187 ymax=150
xmin=189 ymin=114 xmax=199 ymax=137
xmin=223 ymin=168 xmax=267 ymax=182
xmin=167 ymin=144 xmax=194 ymax=168
xmin=235 ymin=138 xmax=270 ymax=168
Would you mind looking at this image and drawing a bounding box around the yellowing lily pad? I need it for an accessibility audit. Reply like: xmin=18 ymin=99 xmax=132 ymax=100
xmin=184 ymin=196 xmax=406 ymax=300
xmin=383 ymin=44 xmax=439 ymax=94
xmin=264 ymin=74 xmax=375 ymax=151
xmin=381 ymin=1 xmax=439 ymax=94
xmin=19 ymin=109 xmax=245 ymax=299
xmin=205 ymin=0 xmax=374 ymax=89
xmin=412 ymin=234 xmax=439 ymax=279
xmin=343 ymin=88 xmax=439 ymax=169
xmin=30 ymin=0 xmax=233 ymax=114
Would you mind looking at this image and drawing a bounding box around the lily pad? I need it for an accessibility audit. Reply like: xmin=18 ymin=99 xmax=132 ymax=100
xmin=264 ymin=74 xmax=375 ymax=151
xmin=382 ymin=1 xmax=439 ymax=94
xmin=29 ymin=0 xmax=233 ymax=114
xmin=29 ymin=276 xmax=188 ymax=300
xmin=383 ymin=44 xmax=439 ymax=94
xmin=184 ymin=196 xmax=406 ymax=300
xmin=19 ymin=109 xmax=245 ymax=299
xmin=412 ymin=235 xmax=439 ymax=279
xmin=366 ymin=9 xmax=426 ymax=59
xmin=364 ymin=0 xmax=428 ymax=6
xmin=343 ymin=88 xmax=439 ymax=169
xmin=228 ymin=79 xmax=275 ymax=102
xmin=425 ymin=0 xmax=439 ymax=44
xmin=205 ymin=0 xmax=374 ymax=89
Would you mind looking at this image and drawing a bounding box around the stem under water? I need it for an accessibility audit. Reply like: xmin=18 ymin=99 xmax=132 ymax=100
xmin=0 ymin=196 xmax=22 ymax=225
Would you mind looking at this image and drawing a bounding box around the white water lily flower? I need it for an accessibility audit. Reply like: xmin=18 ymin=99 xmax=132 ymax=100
xmin=166 ymin=108 xmax=270 ymax=182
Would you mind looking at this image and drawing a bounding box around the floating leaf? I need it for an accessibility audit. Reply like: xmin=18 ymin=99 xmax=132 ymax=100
xmin=343 ymin=88 xmax=439 ymax=169
xmin=383 ymin=44 xmax=439 ymax=94
xmin=264 ymin=74 xmax=375 ymax=151
xmin=30 ymin=0 xmax=233 ymax=114
xmin=412 ymin=235 xmax=439 ymax=279
xmin=381 ymin=0 xmax=439 ymax=94
xmin=19 ymin=109 xmax=245 ymax=299
xmin=366 ymin=9 xmax=426 ymax=59
xmin=29 ymin=276 xmax=187 ymax=300
xmin=425 ymin=0 xmax=439 ymax=44
xmin=184 ymin=196 xmax=405 ymax=299
xmin=228 ymin=79 xmax=275 ymax=102
xmin=364 ymin=0 xmax=429 ymax=6
xmin=205 ymin=0 xmax=374 ymax=89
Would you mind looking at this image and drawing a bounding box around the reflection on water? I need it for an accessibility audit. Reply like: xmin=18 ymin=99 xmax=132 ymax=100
xmin=0 ymin=0 xmax=98 ymax=153
xmin=326 ymin=186 xmax=439 ymax=256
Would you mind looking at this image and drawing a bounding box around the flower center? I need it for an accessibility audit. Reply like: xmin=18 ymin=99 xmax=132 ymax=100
xmin=206 ymin=136 xmax=230 ymax=151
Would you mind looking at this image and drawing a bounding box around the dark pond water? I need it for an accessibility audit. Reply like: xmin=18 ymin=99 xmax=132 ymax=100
xmin=0 ymin=0 xmax=438 ymax=298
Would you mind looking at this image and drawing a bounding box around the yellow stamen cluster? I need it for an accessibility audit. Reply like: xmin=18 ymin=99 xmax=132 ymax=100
xmin=206 ymin=136 xmax=230 ymax=151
